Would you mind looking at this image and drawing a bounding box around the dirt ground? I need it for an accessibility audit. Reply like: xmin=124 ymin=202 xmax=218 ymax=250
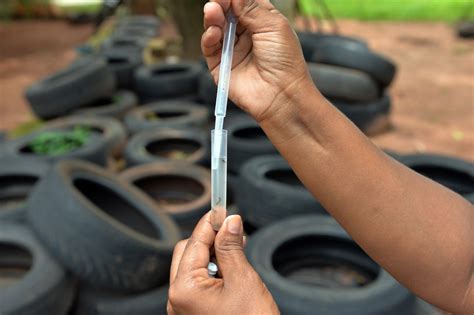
xmin=0 ymin=19 xmax=473 ymax=161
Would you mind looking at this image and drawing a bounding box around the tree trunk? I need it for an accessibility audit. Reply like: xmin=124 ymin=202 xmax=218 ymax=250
xmin=129 ymin=0 xmax=156 ymax=15
xmin=169 ymin=0 xmax=207 ymax=60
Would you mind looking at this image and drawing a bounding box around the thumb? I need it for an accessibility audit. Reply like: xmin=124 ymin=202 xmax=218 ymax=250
xmin=214 ymin=215 xmax=252 ymax=283
xmin=232 ymin=0 xmax=281 ymax=33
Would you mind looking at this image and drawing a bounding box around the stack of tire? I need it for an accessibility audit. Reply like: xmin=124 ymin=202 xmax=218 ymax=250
xmin=1 ymin=18 xmax=471 ymax=315
xmin=298 ymin=32 xmax=396 ymax=135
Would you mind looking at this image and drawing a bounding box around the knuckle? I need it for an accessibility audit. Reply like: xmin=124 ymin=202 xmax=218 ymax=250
xmin=174 ymin=239 xmax=187 ymax=253
xmin=168 ymin=284 xmax=186 ymax=307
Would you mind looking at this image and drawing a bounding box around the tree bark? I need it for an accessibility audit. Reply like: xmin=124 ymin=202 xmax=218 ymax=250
xmin=129 ymin=0 xmax=156 ymax=15
xmin=168 ymin=0 xmax=207 ymax=60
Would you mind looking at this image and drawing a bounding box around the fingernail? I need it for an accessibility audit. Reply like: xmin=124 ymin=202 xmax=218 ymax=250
xmin=226 ymin=215 xmax=242 ymax=235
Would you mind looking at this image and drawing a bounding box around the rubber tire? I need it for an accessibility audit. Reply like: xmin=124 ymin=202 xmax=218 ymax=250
xmin=121 ymin=162 xmax=211 ymax=236
xmin=72 ymin=284 xmax=168 ymax=315
xmin=227 ymin=114 xmax=277 ymax=173
xmin=134 ymin=62 xmax=202 ymax=100
xmin=114 ymin=26 xmax=157 ymax=38
xmin=197 ymin=69 xmax=244 ymax=114
xmin=237 ymin=155 xmax=326 ymax=228
xmin=398 ymin=153 xmax=474 ymax=199
xmin=124 ymin=101 xmax=209 ymax=134
xmin=297 ymin=32 xmax=369 ymax=61
xmin=330 ymin=93 xmax=391 ymax=134
xmin=308 ymin=63 xmax=380 ymax=102
xmin=118 ymin=15 xmax=160 ymax=29
xmin=74 ymin=90 xmax=138 ymax=119
xmin=124 ymin=128 xmax=209 ymax=167
xmin=2 ymin=127 xmax=110 ymax=167
xmin=0 ymin=157 xmax=50 ymax=222
xmin=0 ymin=223 xmax=75 ymax=315
xmin=39 ymin=115 xmax=127 ymax=159
xmin=101 ymin=36 xmax=148 ymax=53
xmin=26 ymin=160 xmax=181 ymax=292
xmin=25 ymin=57 xmax=116 ymax=119
xmin=311 ymin=43 xmax=396 ymax=87
xmin=245 ymin=215 xmax=418 ymax=315
xmin=101 ymin=48 xmax=143 ymax=89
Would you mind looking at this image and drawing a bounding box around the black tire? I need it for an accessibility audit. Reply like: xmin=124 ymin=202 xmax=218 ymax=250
xmin=74 ymin=90 xmax=138 ymax=119
xmin=308 ymin=63 xmax=380 ymax=102
xmin=101 ymin=36 xmax=148 ymax=53
xmin=0 ymin=223 xmax=75 ymax=315
xmin=124 ymin=128 xmax=209 ymax=167
xmin=121 ymin=162 xmax=211 ymax=236
xmin=40 ymin=115 xmax=127 ymax=159
xmin=124 ymin=101 xmax=209 ymax=134
xmin=297 ymin=32 xmax=369 ymax=61
xmin=114 ymin=26 xmax=157 ymax=38
xmin=73 ymin=284 xmax=168 ymax=315
xmin=2 ymin=126 xmax=110 ymax=167
xmin=398 ymin=153 xmax=474 ymax=200
xmin=101 ymin=48 xmax=143 ymax=89
xmin=134 ymin=62 xmax=201 ymax=101
xmin=311 ymin=43 xmax=396 ymax=87
xmin=237 ymin=155 xmax=326 ymax=228
xmin=246 ymin=215 xmax=417 ymax=315
xmin=118 ymin=15 xmax=160 ymax=30
xmin=331 ymin=93 xmax=391 ymax=134
xmin=0 ymin=157 xmax=50 ymax=222
xmin=26 ymin=160 xmax=181 ymax=291
xmin=25 ymin=57 xmax=116 ymax=119
xmin=197 ymin=69 xmax=244 ymax=114
xmin=227 ymin=114 xmax=277 ymax=173
xmin=457 ymin=21 xmax=474 ymax=38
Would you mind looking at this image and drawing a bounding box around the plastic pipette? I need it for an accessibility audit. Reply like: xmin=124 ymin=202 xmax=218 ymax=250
xmin=210 ymin=10 xmax=237 ymax=231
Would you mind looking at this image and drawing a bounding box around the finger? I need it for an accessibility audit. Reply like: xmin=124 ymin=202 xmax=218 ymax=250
xmin=204 ymin=2 xmax=225 ymax=30
xmin=214 ymin=215 xmax=253 ymax=284
xmin=211 ymin=0 xmax=231 ymax=12
xmin=231 ymin=0 xmax=280 ymax=33
xmin=176 ymin=212 xmax=216 ymax=278
xmin=202 ymin=26 xmax=223 ymax=70
xmin=169 ymin=239 xmax=187 ymax=284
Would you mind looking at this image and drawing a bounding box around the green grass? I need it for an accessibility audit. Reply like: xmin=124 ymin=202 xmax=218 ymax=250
xmin=56 ymin=3 xmax=101 ymax=14
xmin=299 ymin=0 xmax=474 ymax=22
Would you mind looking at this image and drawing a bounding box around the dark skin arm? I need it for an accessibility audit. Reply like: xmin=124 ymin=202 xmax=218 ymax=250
xmin=169 ymin=0 xmax=474 ymax=314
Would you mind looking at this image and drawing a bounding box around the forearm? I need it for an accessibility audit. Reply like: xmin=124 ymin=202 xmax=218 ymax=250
xmin=259 ymin=81 xmax=474 ymax=313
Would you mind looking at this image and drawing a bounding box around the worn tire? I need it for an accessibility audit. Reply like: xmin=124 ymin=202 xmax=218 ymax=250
xmin=331 ymin=93 xmax=392 ymax=135
xmin=101 ymin=36 xmax=148 ymax=53
xmin=0 ymin=157 xmax=50 ymax=222
xmin=297 ymin=32 xmax=368 ymax=61
xmin=118 ymin=15 xmax=160 ymax=30
xmin=311 ymin=43 xmax=396 ymax=87
xmin=308 ymin=63 xmax=380 ymax=102
xmin=237 ymin=155 xmax=326 ymax=228
xmin=40 ymin=115 xmax=127 ymax=158
xmin=114 ymin=26 xmax=157 ymax=38
xmin=124 ymin=101 xmax=208 ymax=134
xmin=246 ymin=215 xmax=418 ymax=315
xmin=121 ymin=162 xmax=211 ymax=236
xmin=398 ymin=153 xmax=474 ymax=201
xmin=26 ymin=160 xmax=181 ymax=291
xmin=2 ymin=127 xmax=110 ymax=167
xmin=0 ymin=223 xmax=75 ymax=315
xmin=101 ymin=48 xmax=143 ymax=89
xmin=73 ymin=284 xmax=168 ymax=315
xmin=134 ymin=62 xmax=201 ymax=101
xmin=124 ymin=128 xmax=209 ymax=167
xmin=227 ymin=115 xmax=277 ymax=173
xmin=74 ymin=90 xmax=138 ymax=119
xmin=25 ymin=57 xmax=116 ymax=119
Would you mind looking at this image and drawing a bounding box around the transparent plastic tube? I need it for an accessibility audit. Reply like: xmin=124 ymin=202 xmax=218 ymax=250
xmin=211 ymin=129 xmax=227 ymax=231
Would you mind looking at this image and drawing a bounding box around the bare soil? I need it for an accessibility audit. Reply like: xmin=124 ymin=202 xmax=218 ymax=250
xmin=0 ymin=19 xmax=473 ymax=161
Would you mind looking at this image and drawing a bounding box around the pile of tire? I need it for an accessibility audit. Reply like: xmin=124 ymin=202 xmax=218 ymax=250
xmin=1 ymin=16 xmax=470 ymax=315
xmin=298 ymin=32 xmax=396 ymax=135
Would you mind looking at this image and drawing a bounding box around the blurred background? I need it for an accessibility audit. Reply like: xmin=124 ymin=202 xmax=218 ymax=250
xmin=0 ymin=0 xmax=473 ymax=160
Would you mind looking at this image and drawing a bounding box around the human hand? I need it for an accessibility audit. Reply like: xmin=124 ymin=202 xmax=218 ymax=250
xmin=167 ymin=213 xmax=279 ymax=315
xmin=202 ymin=0 xmax=314 ymax=122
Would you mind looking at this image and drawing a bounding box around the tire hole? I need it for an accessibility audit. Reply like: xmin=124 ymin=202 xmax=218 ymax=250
xmin=0 ymin=175 xmax=38 ymax=209
xmin=0 ymin=243 xmax=33 ymax=287
xmin=233 ymin=127 xmax=266 ymax=140
xmin=272 ymin=236 xmax=379 ymax=288
xmin=133 ymin=175 xmax=204 ymax=208
xmin=152 ymin=66 xmax=188 ymax=75
xmin=74 ymin=178 xmax=159 ymax=239
xmin=265 ymin=169 xmax=303 ymax=187
xmin=145 ymin=139 xmax=201 ymax=160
